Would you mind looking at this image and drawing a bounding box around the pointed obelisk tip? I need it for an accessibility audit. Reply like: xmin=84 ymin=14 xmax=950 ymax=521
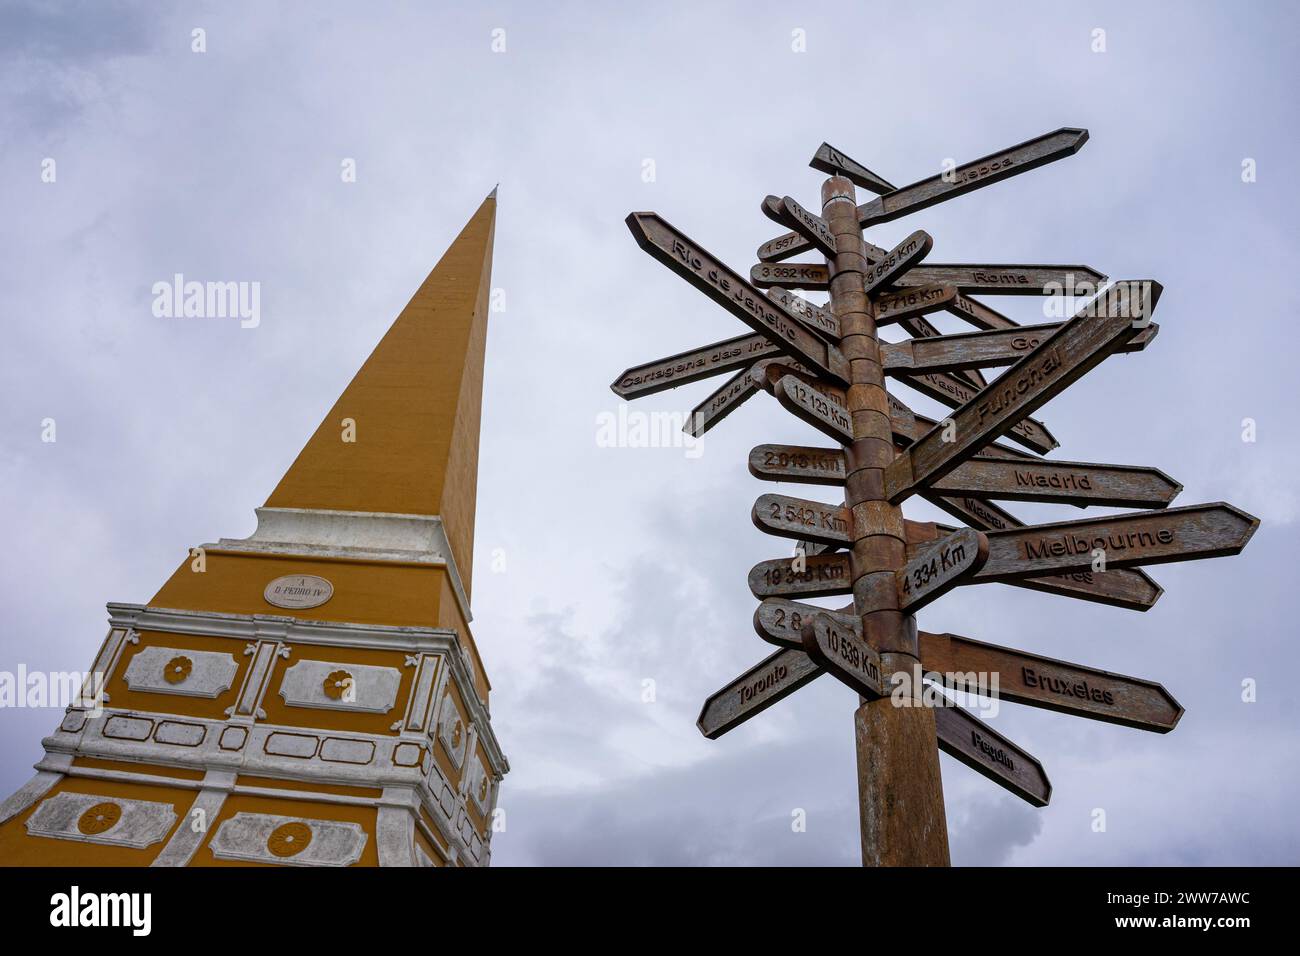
xmin=487 ymin=184 xmax=498 ymax=200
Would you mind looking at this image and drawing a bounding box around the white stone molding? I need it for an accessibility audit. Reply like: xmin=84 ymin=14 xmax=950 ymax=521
xmin=210 ymin=506 xmax=474 ymax=624
xmin=376 ymin=788 xmax=418 ymax=867
xmin=399 ymin=653 xmax=443 ymax=734
xmin=124 ymin=645 xmax=239 ymax=699
xmin=151 ymin=772 xmax=234 ymax=867
xmin=0 ymin=753 xmax=72 ymax=825
xmin=26 ymin=791 xmax=176 ymax=849
xmin=228 ymin=641 xmax=289 ymax=719
xmin=81 ymin=627 xmax=134 ymax=705
xmin=278 ymin=659 xmax=401 ymax=714
xmin=209 ymin=812 xmax=366 ymax=866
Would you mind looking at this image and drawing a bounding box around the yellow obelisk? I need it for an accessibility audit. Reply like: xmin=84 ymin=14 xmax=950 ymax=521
xmin=0 ymin=192 xmax=506 ymax=867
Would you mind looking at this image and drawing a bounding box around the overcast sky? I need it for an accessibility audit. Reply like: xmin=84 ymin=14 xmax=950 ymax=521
xmin=1 ymin=0 xmax=1297 ymax=866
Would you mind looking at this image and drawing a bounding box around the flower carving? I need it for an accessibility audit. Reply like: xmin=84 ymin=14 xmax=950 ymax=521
xmin=267 ymin=821 xmax=313 ymax=858
xmin=77 ymin=801 xmax=122 ymax=835
xmin=163 ymin=655 xmax=193 ymax=684
xmin=323 ymin=669 xmax=354 ymax=701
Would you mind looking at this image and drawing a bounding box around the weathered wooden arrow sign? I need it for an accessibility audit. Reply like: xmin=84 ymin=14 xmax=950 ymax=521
xmin=759 ymin=127 xmax=1090 ymax=262
xmin=626 ymin=212 xmax=850 ymax=385
xmin=772 ymin=195 xmax=838 ymax=259
xmin=697 ymin=647 xmax=824 ymax=739
xmin=941 ymin=290 xmax=1020 ymax=331
xmin=810 ymin=142 xmax=895 ymax=195
xmin=923 ymin=492 xmax=1164 ymax=611
xmin=899 ymin=264 xmax=1106 ymax=297
xmin=753 ymin=493 xmax=851 ymax=547
xmin=753 ymin=360 xmax=846 ymax=403
xmin=683 ymin=365 xmax=761 ymax=438
xmin=750 ymin=260 xmax=833 ymax=291
xmin=751 ymin=608 xmax=1184 ymax=734
xmin=874 ymin=284 xmax=958 ymax=327
xmin=894 ymin=367 xmax=1060 ymax=455
xmin=753 ymin=261 xmax=1107 ymax=298
xmin=918 ymin=632 xmax=1183 ymax=732
xmin=765 ymin=287 xmax=840 ymax=339
xmin=971 ymin=502 xmax=1259 ymax=582
xmin=612 ymin=332 xmax=779 ymax=399
xmin=927 ymin=455 xmax=1182 ymax=509
xmin=933 ymin=702 xmax=1052 ymax=807
xmin=894 ymin=310 xmax=988 ymax=390
xmin=749 ymin=400 xmax=1043 ymax=488
xmin=753 ymin=364 xmax=941 ymax=451
xmin=754 ymin=598 xmax=854 ymax=649
xmin=857 ymin=238 xmax=1021 ymax=333
xmin=897 ymin=528 xmax=988 ymax=613
xmin=863 ymin=230 xmax=933 ymax=294
xmin=749 ymin=443 xmax=847 ymax=485
xmin=886 ymin=279 xmax=1162 ymax=500
xmin=750 ymin=551 xmax=852 ymax=599
xmin=775 ymin=374 xmax=853 ymax=443
xmin=802 ymin=612 xmax=885 ymax=699
xmin=881 ymin=321 xmax=1159 ymax=375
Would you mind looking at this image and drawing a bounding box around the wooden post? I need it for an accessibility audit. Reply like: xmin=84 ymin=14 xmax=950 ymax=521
xmin=820 ymin=176 xmax=951 ymax=867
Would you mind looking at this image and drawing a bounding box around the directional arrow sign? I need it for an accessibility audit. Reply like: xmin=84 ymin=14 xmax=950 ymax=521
xmin=612 ymin=332 xmax=779 ymax=398
xmin=881 ymin=321 xmax=1159 ymax=375
xmin=923 ymin=492 xmax=1164 ymax=611
xmin=863 ymin=230 xmax=933 ymax=295
xmin=751 ymin=260 xmax=832 ymax=291
xmin=895 ymin=400 xmax=1038 ymax=464
xmin=697 ymin=647 xmax=823 ymax=739
xmin=749 ymin=443 xmax=846 ymax=486
xmin=754 ymin=261 xmax=1106 ymax=297
xmin=750 ymin=551 xmax=852 ymax=599
xmin=753 ymin=493 xmax=851 ymax=547
xmin=896 ymin=264 xmax=1107 ymax=297
xmin=940 ymin=290 xmax=1021 ymax=331
xmin=860 ymin=239 xmax=1022 ymax=333
xmin=775 ymin=374 xmax=853 ymax=443
xmin=765 ymin=287 xmax=840 ymax=339
xmin=753 ymin=361 xmax=846 ymax=404
xmin=626 ymin=212 xmax=850 ymax=385
xmin=886 ymin=279 xmax=1162 ymax=500
xmin=933 ymin=703 xmax=1052 ymax=807
xmin=683 ymin=364 xmax=761 ymax=438
xmin=928 ymin=455 xmax=1183 ymax=509
xmin=874 ymin=284 xmax=957 ymax=326
xmin=918 ymin=632 xmax=1183 ymax=732
xmin=754 ymin=598 xmax=854 ymax=650
xmin=895 ymin=368 xmax=1059 ymax=455
xmin=802 ymin=613 xmax=885 ymax=699
xmin=972 ymin=502 xmax=1259 ymax=582
xmin=809 ymin=142 xmax=895 ymax=194
xmin=759 ymin=127 xmax=1090 ymax=262
xmin=897 ymin=528 xmax=987 ymax=613
xmin=775 ymin=195 xmax=838 ymax=259
xmin=894 ymin=309 xmax=987 ymax=390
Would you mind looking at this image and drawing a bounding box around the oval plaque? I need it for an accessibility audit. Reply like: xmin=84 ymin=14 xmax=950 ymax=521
xmin=264 ymin=574 xmax=334 ymax=609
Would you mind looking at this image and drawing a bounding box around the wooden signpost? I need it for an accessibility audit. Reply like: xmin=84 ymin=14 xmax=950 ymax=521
xmin=611 ymin=127 xmax=1258 ymax=866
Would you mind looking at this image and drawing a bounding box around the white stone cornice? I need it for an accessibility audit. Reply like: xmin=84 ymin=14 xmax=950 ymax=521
xmin=209 ymin=507 xmax=474 ymax=624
